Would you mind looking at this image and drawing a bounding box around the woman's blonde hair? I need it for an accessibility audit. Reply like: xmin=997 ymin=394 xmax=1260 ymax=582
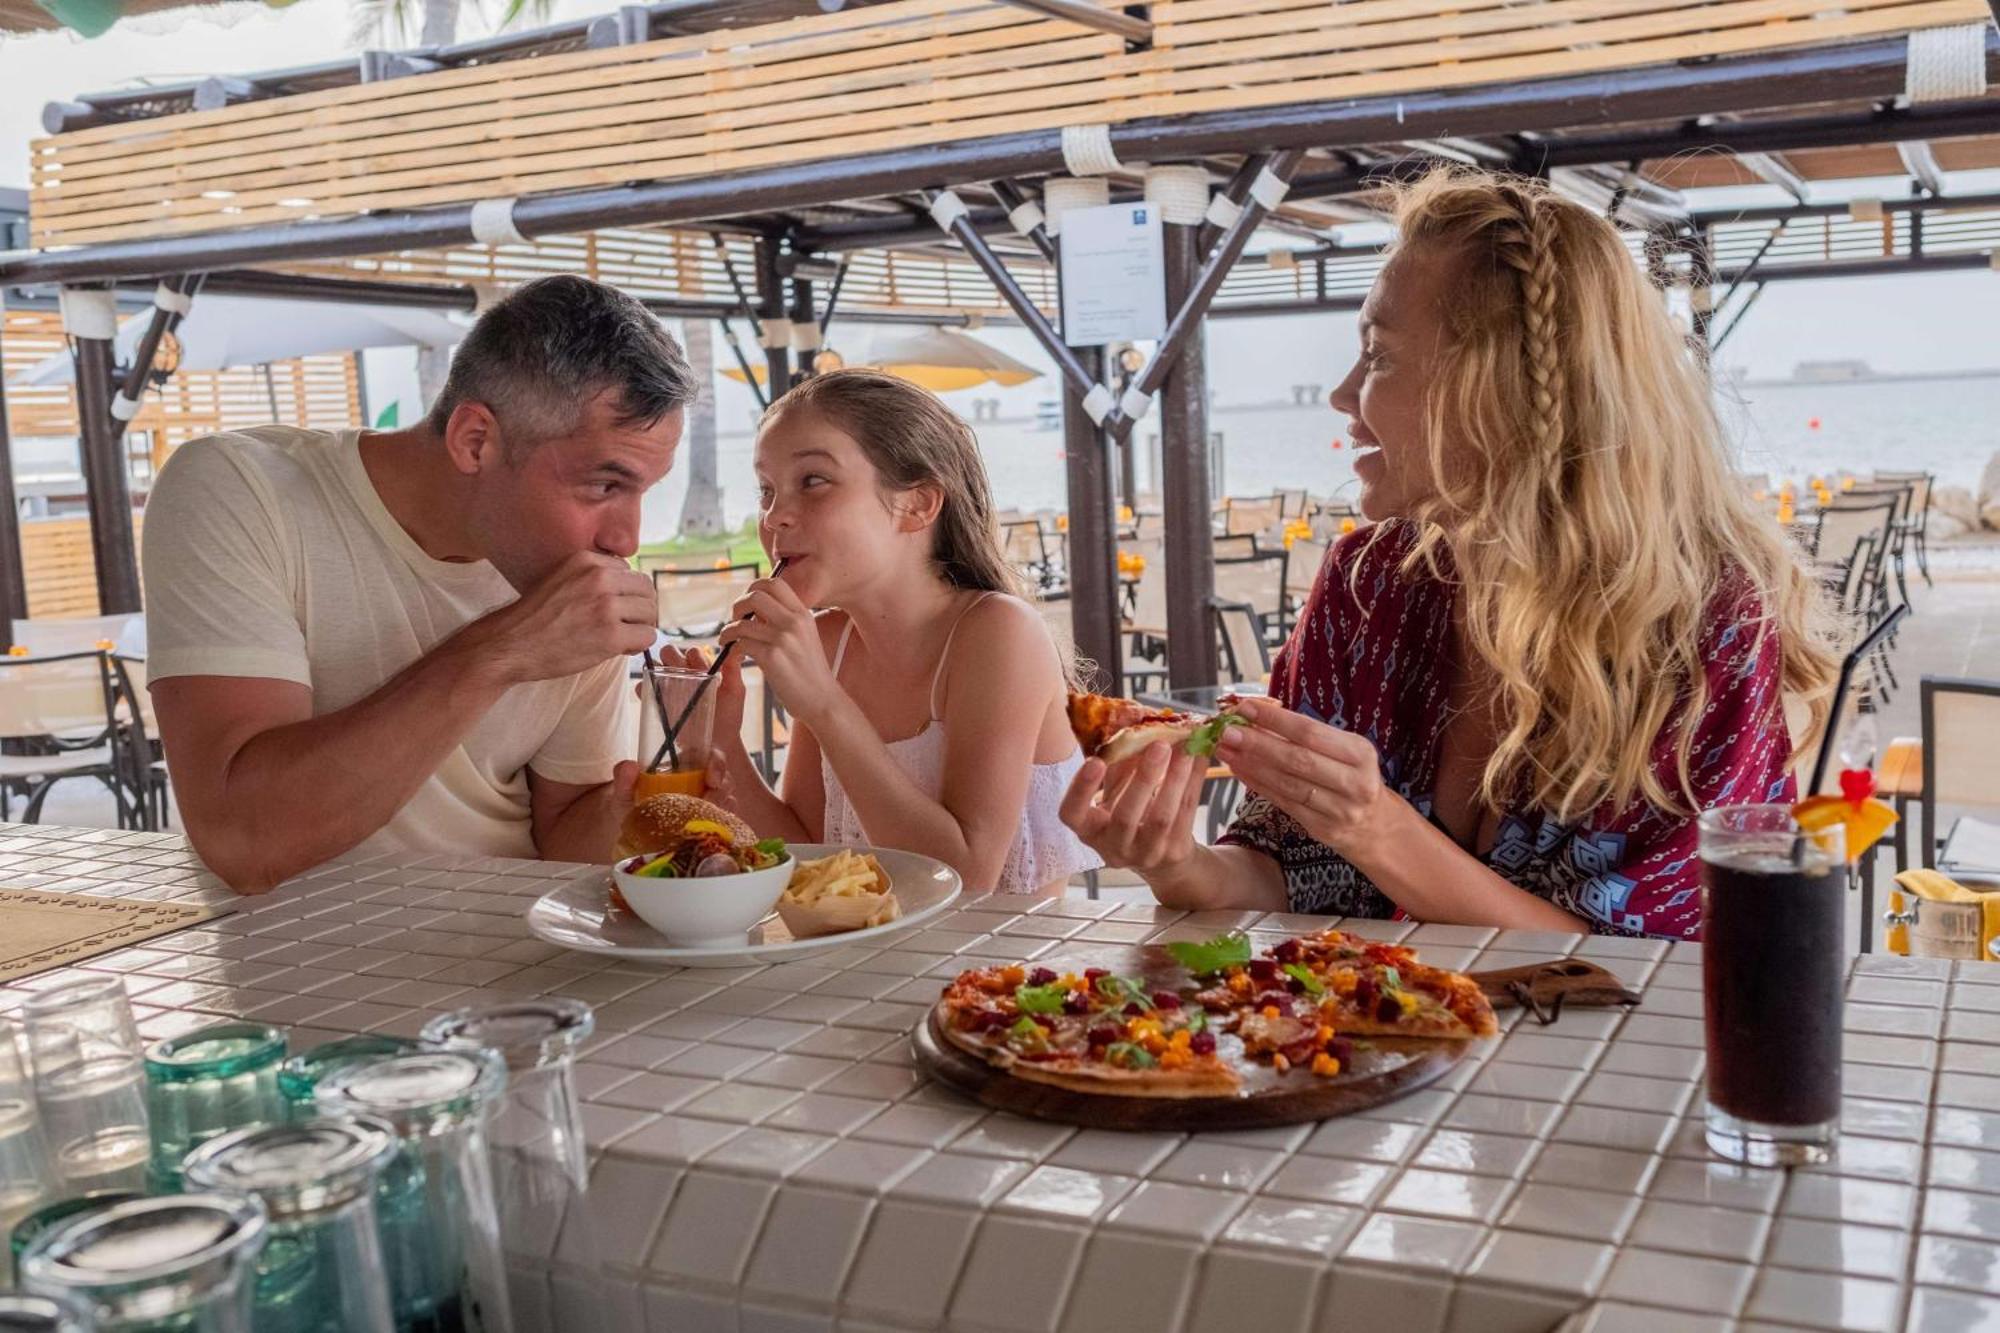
xmin=1376 ymin=169 xmax=1839 ymax=821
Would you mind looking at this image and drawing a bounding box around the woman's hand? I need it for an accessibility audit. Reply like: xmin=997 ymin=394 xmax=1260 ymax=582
xmin=1214 ymin=695 xmax=1402 ymax=862
xmin=1058 ymin=742 xmax=1207 ymax=874
xmin=717 ymin=578 xmax=840 ymax=727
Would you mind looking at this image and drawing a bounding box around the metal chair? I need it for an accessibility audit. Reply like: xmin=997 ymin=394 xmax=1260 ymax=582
xmin=653 ymin=563 xmax=760 ymax=640
xmin=0 ymin=650 xmax=143 ymax=828
xmin=1872 ymin=470 xmax=1936 ymax=588
xmin=1918 ymin=676 xmax=2000 ymax=876
xmin=1212 ymin=550 xmax=1289 ymax=645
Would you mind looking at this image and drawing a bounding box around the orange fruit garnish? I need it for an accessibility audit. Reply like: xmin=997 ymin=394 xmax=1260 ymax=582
xmin=1794 ymin=793 xmax=1898 ymax=861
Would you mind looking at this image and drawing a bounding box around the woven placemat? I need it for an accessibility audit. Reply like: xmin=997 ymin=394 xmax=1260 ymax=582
xmin=0 ymin=888 xmax=230 ymax=983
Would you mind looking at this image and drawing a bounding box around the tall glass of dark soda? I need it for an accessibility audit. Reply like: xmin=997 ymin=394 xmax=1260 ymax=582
xmin=1698 ymin=804 xmax=1845 ymax=1167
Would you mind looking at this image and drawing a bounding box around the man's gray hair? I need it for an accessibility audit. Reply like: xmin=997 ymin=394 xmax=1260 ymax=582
xmin=426 ymin=275 xmax=698 ymax=449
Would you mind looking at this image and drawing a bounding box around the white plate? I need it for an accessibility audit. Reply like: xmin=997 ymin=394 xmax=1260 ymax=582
xmin=526 ymin=844 xmax=962 ymax=967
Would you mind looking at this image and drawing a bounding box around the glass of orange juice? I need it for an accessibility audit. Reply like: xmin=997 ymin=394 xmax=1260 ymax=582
xmin=635 ymin=663 xmax=715 ymax=802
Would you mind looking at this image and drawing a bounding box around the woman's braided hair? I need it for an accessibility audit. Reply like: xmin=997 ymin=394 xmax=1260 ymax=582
xmin=1360 ymin=168 xmax=1839 ymax=822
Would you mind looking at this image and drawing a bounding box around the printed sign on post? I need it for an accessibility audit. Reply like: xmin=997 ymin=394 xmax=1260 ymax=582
xmin=1059 ymin=202 xmax=1166 ymax=347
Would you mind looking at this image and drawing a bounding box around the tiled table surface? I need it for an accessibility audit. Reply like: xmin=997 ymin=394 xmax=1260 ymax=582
xmin=4 ymin=823 xmax=2000 ymax=1333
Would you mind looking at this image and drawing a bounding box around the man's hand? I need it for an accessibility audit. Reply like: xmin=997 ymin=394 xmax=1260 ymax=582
xmin=459 ymin=552 xmax=657 ymax=684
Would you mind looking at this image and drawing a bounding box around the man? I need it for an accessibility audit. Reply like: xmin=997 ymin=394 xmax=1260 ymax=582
xmin=143 ymin=275 xmax=694 ymax=893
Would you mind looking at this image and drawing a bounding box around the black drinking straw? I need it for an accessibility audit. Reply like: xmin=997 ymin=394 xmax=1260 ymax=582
xmin=641 ymin=649 xmax=679 ymax=774
xmin=647 ymin=556 xmax=789 ymax=773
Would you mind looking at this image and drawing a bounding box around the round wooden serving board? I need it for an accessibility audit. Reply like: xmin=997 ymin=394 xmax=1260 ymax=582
xmin=912 ymin=1010 xmax=1466 ymax=1131
xmin=909 ymin=939 xmax=1474 ymax=1132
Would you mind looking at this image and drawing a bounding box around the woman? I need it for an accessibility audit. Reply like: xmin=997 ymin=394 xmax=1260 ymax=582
xmin=1060 ymin=170 xmax=1837 ymax=938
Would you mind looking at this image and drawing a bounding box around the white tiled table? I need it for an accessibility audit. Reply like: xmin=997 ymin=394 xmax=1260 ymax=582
xmin=5 ymin=822 xmax=1999 ymax=1333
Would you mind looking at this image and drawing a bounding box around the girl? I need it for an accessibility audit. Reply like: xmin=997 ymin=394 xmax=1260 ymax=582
xmin=694 ymin=369 xmax=1099 ymax=896
xmin=1061 ymin=170 xmax=1838 ymax=939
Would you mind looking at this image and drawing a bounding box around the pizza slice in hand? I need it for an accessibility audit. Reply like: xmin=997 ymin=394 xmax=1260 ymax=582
xmin=1067 ymin=692 xmax=1249 ymax=764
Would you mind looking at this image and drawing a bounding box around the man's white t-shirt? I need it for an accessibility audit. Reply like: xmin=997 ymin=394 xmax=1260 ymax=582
xmin=142 ymin=426 xmax=629 ymax=860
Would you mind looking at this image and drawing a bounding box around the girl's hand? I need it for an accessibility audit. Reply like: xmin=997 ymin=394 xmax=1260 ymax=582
xmin=1058 ymin=742 xmax=1207 ymax=873
xmin=718 ymin=578 xmax=840 ymax=727
xmin=1214 ymin=695 xmax=1400 ymax=861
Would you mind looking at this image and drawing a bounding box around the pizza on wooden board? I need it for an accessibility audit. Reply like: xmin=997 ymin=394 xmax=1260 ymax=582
xmin=1066 ymin=692 xmax=1248 ymax=765
xmin=939 ymin=963 xmax=1240 ymax=1098
xmin=935 ymin=928 xmax=1497 ymax=1097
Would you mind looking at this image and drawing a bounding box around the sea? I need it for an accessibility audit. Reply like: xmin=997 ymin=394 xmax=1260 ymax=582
xmin=648 ymin=371 xmax=2000 ymax=534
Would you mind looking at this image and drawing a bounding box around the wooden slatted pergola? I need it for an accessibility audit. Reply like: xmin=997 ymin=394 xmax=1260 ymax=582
xmin=3 ymin=0 xmax=1998 ymax=677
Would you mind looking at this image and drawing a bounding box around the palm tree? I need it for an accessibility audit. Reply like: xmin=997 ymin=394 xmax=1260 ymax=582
xmin=677 ymin=320 xmax=725 ymax=537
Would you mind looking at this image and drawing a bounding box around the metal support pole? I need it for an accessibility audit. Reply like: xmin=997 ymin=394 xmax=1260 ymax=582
xmin=1062 ymin=344 xmax=1122 ymax=696
xmin=1712 ymin=223 xmax=1783 ymax=316
xmin=755 ymin=237 xmax=791 ymax=400
xmin=1712 ymin=282 xmax=1766 ymax=352
xmin=788 ymin=275 xmax=815 ymax=387
xmin=1686 ymin=226 xmax=1717 ymax=365
xmin=1198 ymin=158 xmax=1263 ymax=255
xmin=991 ymin=180 xmax=1059 ymax=263
xmin=818 ymin=260 xmax=850 ymax=338
xmin=71 ymin=329 xmax=143 ymax=614
xmin=1107 ymin=150 xmax=1305 ymax=443
xmin=717 ymin=317 xmax=767 ymax=411
xmin=0 ymin=363 xmax=28 ymax=647
xmin=112 ymin=273 xmax=202 ymax=443
xmin=990 ymin=0 xmax=1151 ymax=41
xmin=1160 ymin=220 xmax=1218 ymax=691
xmin=927 ymin=192 xmax=1111 ymax=419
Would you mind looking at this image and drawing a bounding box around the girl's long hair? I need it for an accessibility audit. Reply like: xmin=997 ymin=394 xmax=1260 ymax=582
xmin=765 ymin=368 xmax=1026 ymax=599
xmin=1378 ymin=169 xmax=1839 ymax=820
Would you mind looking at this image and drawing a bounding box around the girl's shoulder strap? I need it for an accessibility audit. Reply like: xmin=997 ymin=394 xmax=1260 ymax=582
xmin=929 ymin=590 xmax=1001 ymax=719
xmin=829 ymin=613 xmax=857 ymax=677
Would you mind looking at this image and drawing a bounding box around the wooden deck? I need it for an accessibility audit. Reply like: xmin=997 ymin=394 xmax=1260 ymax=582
xmin=27 ymin=0 xmax=1991 ymax=248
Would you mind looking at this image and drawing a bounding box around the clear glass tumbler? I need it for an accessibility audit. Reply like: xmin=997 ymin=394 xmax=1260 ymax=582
xmin=0 ymin=1292 xmax=93 ymax=1332
xmin=145 ymin=1022 xmax=288 ymax=1190
xmin=21 ymin=978 xmax=150 ymax=1193
xmin=634 ymin=663 xmax=715 ymax=804
xmin=421 ymin=1000 xmax=599 ymax=1324
xmin=183 ymin=1117 xmax=399 ymax=1333
xmin=18 ymin=1193 xmax=269 ymax=1333
xmin=12 ymin=1192 xmax=144 ymax=1282
xmin=1699 ymin=804 xmax=1847 ymax=1167
xmin=0 ymin=1018 xmax=57 ymax=1276
xmin=275 ymin=1037 xmax=416 ymax=1123
xmin=313 ymin=1050 xmax=514 ymax=1333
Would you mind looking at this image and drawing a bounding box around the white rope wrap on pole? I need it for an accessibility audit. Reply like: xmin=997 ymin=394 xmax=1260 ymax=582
xmin=1849 ymin=198 xmax=1885 ymax=223
xmin=1080 ymin=384 xmax=1115 ymax=425
xmin=1007 ymin=201 xmax=1046 ymax=236
xmin=1204 ymin=194 xmax=1245 ymax=230
xmin=928 ymin=190 xmax=970 ymax=233
xmin=1143 ymin=165 xmax=1210 ymax=226
xmin=151 ymin=283 xmax=192 ymax=316
xmin=110 ymin=392 xmax=141 ymax=422
xmin=1990 ymin=248 xmax=2000 ymax=271
xmin=1118 ymin=385 xmax=1154 ymax=423
xmin=1043 ymin=176 xmax=1110 ymax=237
xmin=1060 ymin=124 xmax=1122 ymax=178
xmin=58 ymin=287 xmax=118 ymax=340
xmin=792 ymin=321 xmax=821 ymax=352
xmin=758 ymin=318 xmax=793 ymax=349
xmin=1248 ymin=166 xmax=1293 ymax=211
xmin=469 ymin=197 xmax=529 ymax=246
xmin=1905 ymin=24 xmax=1987 ymax=104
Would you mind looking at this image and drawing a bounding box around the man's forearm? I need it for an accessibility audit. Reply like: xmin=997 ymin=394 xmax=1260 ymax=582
xmin=190 ymin=643 xmax=508 ymax=891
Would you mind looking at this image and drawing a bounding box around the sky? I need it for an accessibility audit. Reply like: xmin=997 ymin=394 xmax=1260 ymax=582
xmin=4 ymin=0 xmax=2000 ymax=414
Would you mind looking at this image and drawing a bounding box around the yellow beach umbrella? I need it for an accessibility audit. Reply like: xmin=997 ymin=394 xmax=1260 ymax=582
xmin=723 ymin=327 xmax=1041 ymax=393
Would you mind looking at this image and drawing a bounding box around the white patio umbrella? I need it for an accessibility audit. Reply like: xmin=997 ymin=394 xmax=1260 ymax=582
xmin=11 ymin=294 xmax=466 ymax=386
xmin=722 ymin=325 xmax=1042 ymax=392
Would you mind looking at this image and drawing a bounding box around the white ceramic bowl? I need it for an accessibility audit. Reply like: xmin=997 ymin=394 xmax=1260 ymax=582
xmin=611 ymin=851 xmax=793 ymax=948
